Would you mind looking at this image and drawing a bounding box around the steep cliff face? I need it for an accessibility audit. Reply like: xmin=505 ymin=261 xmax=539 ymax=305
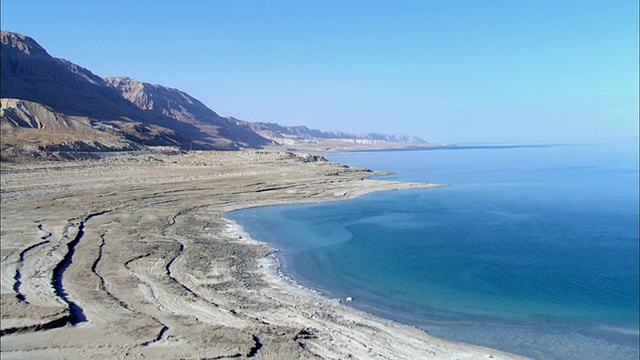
xmin=0 ymin=31 xmax=142 ymax=120
xmin=106 ymin=77 xmax=272 ymax=149
xmin=1 ymin=30 xmax=271 ymax=151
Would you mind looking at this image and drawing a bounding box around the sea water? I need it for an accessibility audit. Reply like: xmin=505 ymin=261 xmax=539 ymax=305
xmin=226 ymin=141 xmax=639 ymax=359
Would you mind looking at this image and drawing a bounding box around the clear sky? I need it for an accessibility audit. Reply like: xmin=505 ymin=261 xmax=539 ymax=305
xmin=1 ymin=0 xmax=638 ymax=143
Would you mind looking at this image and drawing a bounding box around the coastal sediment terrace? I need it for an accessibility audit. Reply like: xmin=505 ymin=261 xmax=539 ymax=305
xmin=0 ymin=150 xmax=526 ymax=359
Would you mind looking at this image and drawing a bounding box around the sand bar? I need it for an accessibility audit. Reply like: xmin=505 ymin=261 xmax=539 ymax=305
xmin=0 ymin=150 xmax=528 ymax=359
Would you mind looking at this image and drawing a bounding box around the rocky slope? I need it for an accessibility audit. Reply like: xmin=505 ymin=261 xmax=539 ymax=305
xmin=106 ymin=77 xmax=271 ymax=150
xmin=1 ymin=98 xmax=143 ymax=153
xmin=1 ymin=30 xmax=271 ymax=153
xmin=1 ymin=30 xmax=431 ymax=158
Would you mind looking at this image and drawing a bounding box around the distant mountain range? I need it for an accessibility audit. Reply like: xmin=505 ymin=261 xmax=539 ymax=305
xmin=1 ymin=30 xmax=428 ymax=156
xmin=230 ymin=118 xmax=427 ymax=145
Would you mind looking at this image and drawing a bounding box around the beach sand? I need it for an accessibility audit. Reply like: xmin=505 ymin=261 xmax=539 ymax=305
xmin=0 ymin=150 xmax=528 ymax=359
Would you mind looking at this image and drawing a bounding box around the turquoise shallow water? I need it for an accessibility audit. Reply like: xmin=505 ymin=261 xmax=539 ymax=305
xmin=227 ymin=141 xmax=639 ymax=359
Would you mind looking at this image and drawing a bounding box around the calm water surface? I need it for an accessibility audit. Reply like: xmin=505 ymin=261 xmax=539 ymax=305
xmin=227 ymin=141 xmax=639 ymax=359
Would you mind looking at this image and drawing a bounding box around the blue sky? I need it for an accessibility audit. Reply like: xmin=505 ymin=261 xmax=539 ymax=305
xmin=2 ymin=0 xmax=638 ymax=143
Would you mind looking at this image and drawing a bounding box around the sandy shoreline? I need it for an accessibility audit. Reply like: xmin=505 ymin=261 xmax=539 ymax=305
xmin=0 ymin=150 xmax=528 ymax=359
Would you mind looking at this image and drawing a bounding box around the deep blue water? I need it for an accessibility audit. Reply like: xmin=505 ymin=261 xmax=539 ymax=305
xmin=227 ymin=141 xmax=639 ymax=359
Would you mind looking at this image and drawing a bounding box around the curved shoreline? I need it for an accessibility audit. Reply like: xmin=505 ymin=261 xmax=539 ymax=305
xmin=0 ymin=150 xmax=527 ymax=359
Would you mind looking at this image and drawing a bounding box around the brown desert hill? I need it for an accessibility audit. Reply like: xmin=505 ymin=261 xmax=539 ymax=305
xmin=1 ymin=98 xmax=144 ymax=153
xmin=106 ymin=76 xmax=272 ymax=150
xmin=0 ymin=31 xmax=146 ymax=121
xmin=1 ymin=30 xmax=271 ymax=152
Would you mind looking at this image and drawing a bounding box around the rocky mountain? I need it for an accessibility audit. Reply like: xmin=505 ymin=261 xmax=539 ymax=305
xmin=106 ymin=77 xmax=269 ymax=150
xmin=1 ymin=32 xmax=146 ymax=121
xmin=1 ymin=30 xmax=271 ymax=153
xmin=1 ymin=30 xmax=430 ymax=158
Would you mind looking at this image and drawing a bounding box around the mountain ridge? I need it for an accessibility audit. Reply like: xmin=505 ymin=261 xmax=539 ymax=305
xmin=1 ymin=30 xmax=273 ymax=152
xmin=1 ymin=30 xmax=432 ymax=158
xmin=231 ymin=117 xmax=427 ymax=144
xmin=105 ymin=76 xmax=273 ymax=149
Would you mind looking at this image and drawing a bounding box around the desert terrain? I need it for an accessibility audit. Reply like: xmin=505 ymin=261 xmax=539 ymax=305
xmin=0 ymin=150 xmax=526 ymax=359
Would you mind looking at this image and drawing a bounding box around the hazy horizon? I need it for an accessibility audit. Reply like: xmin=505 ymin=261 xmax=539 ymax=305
xmin=1 ymin=0 xmax=638 ymax=144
